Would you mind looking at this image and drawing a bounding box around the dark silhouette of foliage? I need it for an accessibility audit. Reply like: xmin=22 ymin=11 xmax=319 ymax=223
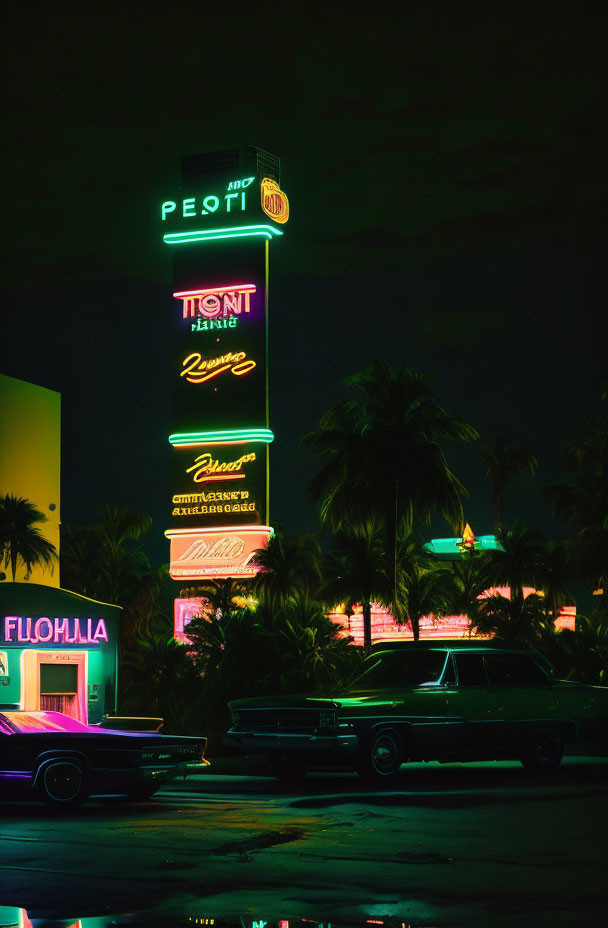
xmin=480 ymin=436 xmax=538 ymax=530
xmin=550 ymin=414 xmax=608 ymax=592
xmin=120 ymin=633 xmax=204 ymax=734
xmin=61 ymin=505 xmax=157 ymax=642
xmin=304 ymin=360 xmax=477 ymax=601
xmin=251 ymin=528 xmax=323 ymax=609
xmin=321 ymin=527 xmax=391 ymax=647
xmin=475 ymin=590 xmax=550 ymax=649
xmin=0 ymin=494 xmax=58 ymax=581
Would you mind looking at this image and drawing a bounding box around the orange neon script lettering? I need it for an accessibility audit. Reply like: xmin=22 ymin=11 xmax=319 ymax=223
xmin=180 ymin=351 xmax=257 ymax=383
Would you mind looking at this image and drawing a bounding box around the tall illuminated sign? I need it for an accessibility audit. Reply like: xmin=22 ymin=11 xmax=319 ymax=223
xmin=162 ymin=147 xmax=288 ymax=581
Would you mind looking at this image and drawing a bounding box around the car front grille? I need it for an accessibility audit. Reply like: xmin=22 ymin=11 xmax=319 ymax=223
xmin=235 ymin=709 xmax=322 ymax=732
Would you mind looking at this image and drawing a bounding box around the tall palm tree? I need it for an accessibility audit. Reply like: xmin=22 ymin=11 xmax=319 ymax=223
xmin=321 ymin=526 xmax=391 ymax=647
xmin=61 ymin=505 xmax=153 ymax=604
xmin=480 ymin=436 xmax=538 ymax=531
xmin=550 ymin=414 xmax=608 ymax=592
xmin=444 ymin=555 xmax=493 ymax=628
xmin=398 ymin=561 xmax=453 ymax=642
xmin=61 ymin=505 xmax=157 ymax=645
xmin=305 ymin=360 xmax=477 ymax=603
xmin=0 ymin=494 xmax=58 ymax=581
xmin=485 ymin=521 xmax=547 ymax=598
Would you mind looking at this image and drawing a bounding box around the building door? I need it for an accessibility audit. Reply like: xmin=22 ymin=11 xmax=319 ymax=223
xmin=39 ymin=663 xmax=79 ymax=718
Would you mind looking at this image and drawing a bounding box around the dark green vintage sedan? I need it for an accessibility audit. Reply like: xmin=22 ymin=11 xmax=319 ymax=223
xmin=226 ymin=643 xmax=608 ymax=780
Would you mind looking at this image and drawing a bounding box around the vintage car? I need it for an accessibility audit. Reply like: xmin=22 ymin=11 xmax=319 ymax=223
xmin=0 ymin=710 xmax=208 ymax=806
xmin=226 ymin=644 xmax=608 ymax=780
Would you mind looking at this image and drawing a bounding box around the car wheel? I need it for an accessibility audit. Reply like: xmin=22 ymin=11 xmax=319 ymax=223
xmin=38 ymin=761 xmax=90 ymax=808
xmin=125 ymin=782 xmax=160 ymax=800
xmin=266 ymin=750 xmax=308 ymax=782
xmin=354 ymin=727 xmax=404 ymax=781
xmin=520 ymin=729 xmax=565 ymax=771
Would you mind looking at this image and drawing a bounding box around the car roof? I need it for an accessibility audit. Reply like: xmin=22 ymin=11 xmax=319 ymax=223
xmin=370 ymin=640 xmax=521 ymax=652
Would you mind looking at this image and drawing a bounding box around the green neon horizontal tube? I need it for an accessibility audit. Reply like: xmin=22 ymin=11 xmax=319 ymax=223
xmin=169 ymin=428 xmax=275 ymax=445
xmin=163 ymin=225 xmax=283 ymax=245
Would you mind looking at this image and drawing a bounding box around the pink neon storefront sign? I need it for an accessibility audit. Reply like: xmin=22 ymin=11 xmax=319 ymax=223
xmin=3 ymin=616 xmax=109 ymax=646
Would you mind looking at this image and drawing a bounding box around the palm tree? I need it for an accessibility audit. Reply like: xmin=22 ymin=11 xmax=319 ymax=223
xmin=475 ymin=590 xmax=551 ymax=649
xmin=321 ymin=526 xmax=391 ymax=647
xmin=251 ymin=529 xmax=323 ymax=609
xmin=61 ymin=505 xmax=153 ymax=605
xmin=550 ymin=415 xmax=608 ymax=592
xmin=305 ymin=360 xmax=477 ymax=603
xmin=121 ymin=633 xmax=204 ymax=733
xmin=0 ymin=494 xmax=58 ymax=581
xmin=538 ymin=539 xmax=573 ymax=621
xmin=398 ymin=561 xmax=454 ymax=642
xmin=480 ymin=436 xmax=538 ymax=531
xmin=485 ymin=521 xmax=547 ymax=598
xmin=444 ymin=555 xmax=493 ymax=629
xmin=61 ymin=505 xmax=157 ymax=644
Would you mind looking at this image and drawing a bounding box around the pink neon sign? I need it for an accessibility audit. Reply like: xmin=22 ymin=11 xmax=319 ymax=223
xmin=3 ymin=616 xmax=108 ymax=645
xmin=174 ymin=284 xmax=256 ymax=320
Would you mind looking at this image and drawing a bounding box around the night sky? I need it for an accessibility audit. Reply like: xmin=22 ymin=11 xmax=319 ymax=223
xmin=1 ymin=3 xmax=605 ymax=565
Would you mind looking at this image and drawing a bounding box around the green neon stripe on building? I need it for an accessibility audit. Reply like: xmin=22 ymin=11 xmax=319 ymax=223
xmin=169 ymin=429 xmax=275 ymax=445
xmin=163 ymin=225 xmax=284 ymax=245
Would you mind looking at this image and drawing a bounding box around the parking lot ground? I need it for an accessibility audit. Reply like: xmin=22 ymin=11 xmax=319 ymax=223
xmin=0 ymin=757 xmax=606 ymax=928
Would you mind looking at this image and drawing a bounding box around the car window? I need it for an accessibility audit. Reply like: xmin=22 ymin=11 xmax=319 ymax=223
xmin=442 ymin=654 xmax=457 ymax=686
xmin=361 ymin=650 xmax=447 ymax=687
xmin=484 ymin=653 xmax=551 ymax=686
xmin=455 ymin=652 xmax=489 ymax=686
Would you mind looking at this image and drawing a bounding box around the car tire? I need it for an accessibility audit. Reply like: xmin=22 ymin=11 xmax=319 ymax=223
xmin=354 ymin=727 xmax=404 ymax=781
xmin=125 ymin=782 xmax=160 ymax=800
xmin=266 ymin=750 xmax=308 ymax=783
xmin=38 ymin=761 xmax=90 ymax=808
xmin=520 ymin=729 xmax=565 ymax=771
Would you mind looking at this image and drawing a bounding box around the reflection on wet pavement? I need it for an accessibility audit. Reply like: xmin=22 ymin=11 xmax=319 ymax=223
xmin=0 ymin=911 xmax=435 ymax=928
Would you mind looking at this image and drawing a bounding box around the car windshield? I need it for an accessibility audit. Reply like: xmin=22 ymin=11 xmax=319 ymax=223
xmin=0 ymin=711 xmax=92 ymax=733
xmin=359 ymin=650 xmax=448 ymax=687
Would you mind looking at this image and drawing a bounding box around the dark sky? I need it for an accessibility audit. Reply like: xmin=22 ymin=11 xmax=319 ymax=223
xmin=1 ymin=3 xmax=605 ymax=564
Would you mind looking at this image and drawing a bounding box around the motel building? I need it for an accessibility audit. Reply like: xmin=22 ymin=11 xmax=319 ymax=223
xmin=0 ymin=373 xmax=121 ymax=724
xmin=172 ymin=525 xmax=576 ymax=646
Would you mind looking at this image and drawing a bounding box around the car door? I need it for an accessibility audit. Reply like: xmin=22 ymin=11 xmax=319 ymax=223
xmin=445 ymin=651 xmax=500 ymax=754
xmin=483 ymin=652 xmax=555 ymax=752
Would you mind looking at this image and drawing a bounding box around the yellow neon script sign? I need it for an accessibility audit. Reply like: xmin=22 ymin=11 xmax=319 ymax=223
xmin=186 ymin=451 xmax=256 ymax=483
xmin=261 ymin=178 xmax=289 ymax=224
xmin=181 ymin=351 xmax=256 ymax=383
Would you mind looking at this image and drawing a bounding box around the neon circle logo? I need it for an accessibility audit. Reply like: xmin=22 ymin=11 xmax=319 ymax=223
xmin=261 ymin=178 xmax=289 ymax=224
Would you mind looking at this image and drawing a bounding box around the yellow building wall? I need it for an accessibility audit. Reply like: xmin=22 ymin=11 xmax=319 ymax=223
xmin=0 ymin=373 xmax=61 ymax=586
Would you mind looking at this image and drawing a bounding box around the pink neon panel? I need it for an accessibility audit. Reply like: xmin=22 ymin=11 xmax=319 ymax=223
xmin=173 ymin=284 xmax=256 ymax=298
xmin=174 ymin=596 xmax=209 ymax=644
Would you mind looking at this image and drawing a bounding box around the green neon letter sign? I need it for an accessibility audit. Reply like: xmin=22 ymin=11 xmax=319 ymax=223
xmin=202 ymin=195 xmax=219 ymax=215
xmin=162 ymin=201 xmax=177 ymax=220
xmin=225 ymin=193 xmax=239 ymax=212
xmin=182 ymin=198 xmax=196 ymax=217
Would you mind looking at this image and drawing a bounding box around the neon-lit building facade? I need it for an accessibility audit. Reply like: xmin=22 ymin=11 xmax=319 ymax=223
xmin=161 ymin=148 xmax=287 ymax=625
xmin=0 ymin=583 xmax=120 ymax=724
xmin=330 ymin=526 xmax=575 ymax=646
xmin=0 ymin=374 xmax=121 ymax=723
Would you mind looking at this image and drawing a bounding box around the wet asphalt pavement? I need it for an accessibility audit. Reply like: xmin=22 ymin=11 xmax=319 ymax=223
xmin=0 ymin=757 xmax=607 ymax=927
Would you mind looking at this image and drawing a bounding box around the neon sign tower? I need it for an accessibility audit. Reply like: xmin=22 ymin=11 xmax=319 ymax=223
xmin=162 ymin=147 xmax=288 ymax=584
